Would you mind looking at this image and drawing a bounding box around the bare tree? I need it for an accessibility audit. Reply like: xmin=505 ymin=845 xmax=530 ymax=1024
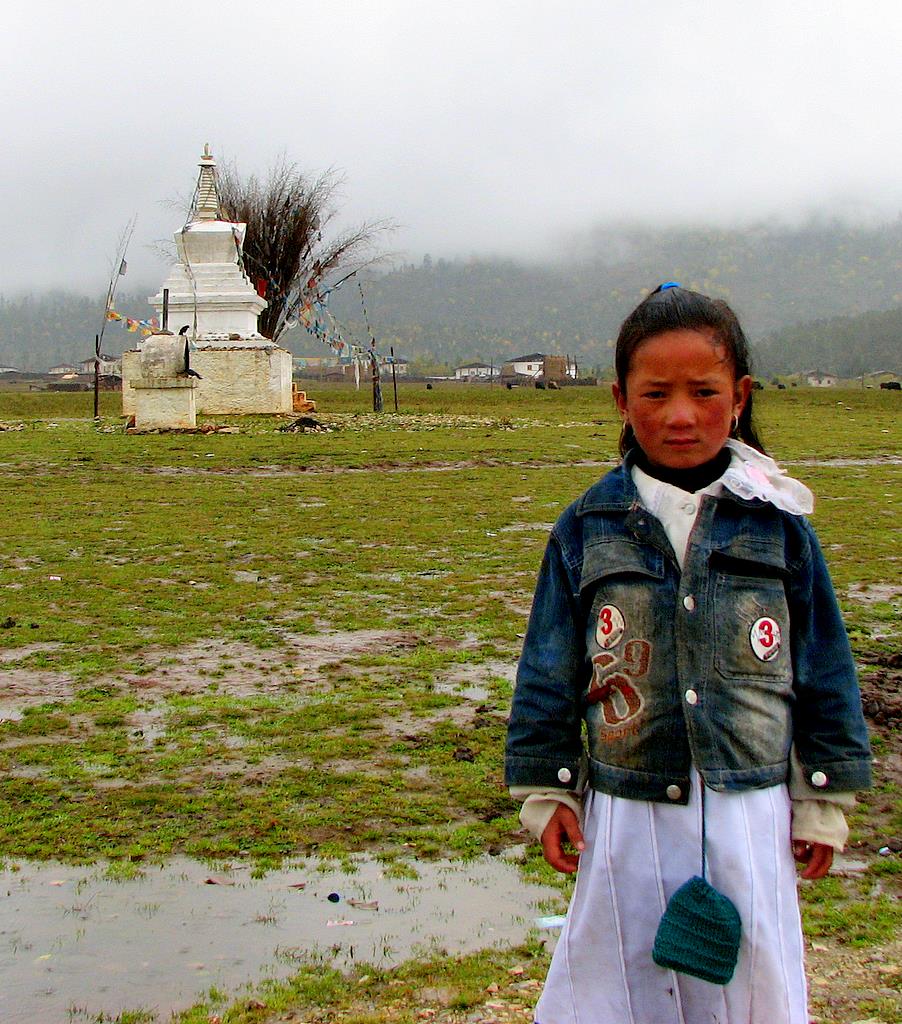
xmin=216 ymin=157 xmax=386 ymax=343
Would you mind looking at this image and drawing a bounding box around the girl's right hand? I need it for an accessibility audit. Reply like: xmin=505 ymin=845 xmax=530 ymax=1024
xmin=541 ymin=804 xmax=586 ymax=873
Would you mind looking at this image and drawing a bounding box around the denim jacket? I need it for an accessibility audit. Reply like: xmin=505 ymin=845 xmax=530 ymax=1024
xmin=505 ymin=457 xmax=872 ymax=805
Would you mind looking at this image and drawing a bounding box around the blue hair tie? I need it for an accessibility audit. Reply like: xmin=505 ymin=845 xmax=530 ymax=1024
xmin=660 ymin=281 xmax=681 ymax=290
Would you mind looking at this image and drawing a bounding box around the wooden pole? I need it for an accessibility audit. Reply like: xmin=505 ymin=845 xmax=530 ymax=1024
xmin=97 ymin=215 xmax=136 ymax=356
xmin=371 ymin=351 xmax=383 ymax=412
xmin=93 ymin=334 xmax=100 ymax=419
xmin=162 ymin=288 xmax=170 ymax=331
xmin=371 ymin=353 xmax=377 ymax=412
xmin=390 ymin=346 xmax=399 ymax=412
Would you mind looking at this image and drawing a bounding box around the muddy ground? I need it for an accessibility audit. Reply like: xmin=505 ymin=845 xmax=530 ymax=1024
xmin=1 ymin=639 xmax=900 ymax=1022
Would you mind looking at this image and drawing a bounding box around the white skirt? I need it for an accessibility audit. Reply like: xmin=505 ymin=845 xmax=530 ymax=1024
xmin=535 ymin=776 xmax=808 ymax=1024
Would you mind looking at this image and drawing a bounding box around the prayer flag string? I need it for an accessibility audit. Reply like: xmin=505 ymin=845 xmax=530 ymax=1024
xmin=293 ymin=271 xmax=396 ymax=368
xmin=104 ymin=305 xmax=159 ymax=335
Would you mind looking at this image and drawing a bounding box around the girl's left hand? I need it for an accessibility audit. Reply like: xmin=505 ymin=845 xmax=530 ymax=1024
xmin=792 ymin=840 xmax=834 ymax=879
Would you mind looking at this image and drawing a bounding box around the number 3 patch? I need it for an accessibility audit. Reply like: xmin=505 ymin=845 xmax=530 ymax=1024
xmin=596 ymin=604 xmax=625 ymax=649
xmin=749 ymin=616 xmax=782 ymax=661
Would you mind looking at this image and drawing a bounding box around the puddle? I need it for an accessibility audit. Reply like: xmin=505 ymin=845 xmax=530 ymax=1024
xmin=0 ymin=855 xmax=560 ymax=1022
xmin=787 ymin=456 xmax=902 ymax=467
xmin=434 ymin=680 xmax=491 ymax=702
xmin=0 ymin=632 xmax=424 ymax=721
xmin=830 ymin=854 xmax=870 ymax=877
xmin=112 ymin=630 xmax=420 ymax=701
xmin=0 ymin=643 xmax=62 ymax=665
xmin=848 ymin=583 xmax=902 ymax=605
xmin=435 ymin=660 xmax=517 ymax=702
xmin=483 ymin=589 xmax=535 ymax=619
xmin=0 ymin=666 xmax=75 ymax=722
xmin=129 ymin=458 xmax=619 ymax=478
xmin=498 ymin=522 xmax=555 ymax=533
xmin=125 ymin=706 xmax=169 ymax=746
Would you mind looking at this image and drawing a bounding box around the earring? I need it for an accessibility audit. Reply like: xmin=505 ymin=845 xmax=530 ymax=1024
xmin=730 ymin=414 xmax=739 ymax=433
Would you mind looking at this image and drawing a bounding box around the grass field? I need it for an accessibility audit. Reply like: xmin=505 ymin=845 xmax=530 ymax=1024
xmin=0 ymin=383 xmax=900 ymax=1022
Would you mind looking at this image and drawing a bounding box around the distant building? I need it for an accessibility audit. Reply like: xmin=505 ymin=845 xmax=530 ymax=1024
xmin=502 ymin=353 xmax=578 ymax=383
xmin=293 ymin=355 xmax=339 ymax=372
xmin=454 ymin=361 xmax=498 ymax=380
xmin=78 ymin=355 xmax=122 ymax=376
xmin=505 ymin=353 xmax=546 ymax=378
xmin=48 ymin=364 xmax=79 ymax=375
xmin=805 ymin=371 xmax=838 ymax=387
xmin=295 ymin=353 xmax=408 ymax=379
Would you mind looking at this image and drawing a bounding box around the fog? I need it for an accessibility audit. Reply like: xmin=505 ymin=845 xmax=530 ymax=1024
xmin=3 ymin=0 xmax=901 ymax=293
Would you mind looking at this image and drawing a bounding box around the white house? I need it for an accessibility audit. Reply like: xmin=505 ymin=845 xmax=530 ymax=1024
xmin=503 ymin=353 xmax=578 ymax=381
xmin=79 ymin=355 xmax=122 ymax=376
xmin=387 ymin=357 xmax=409 ymax=376
xmin=506 ymin=353 xmax=546 ymax=377
xmin=454 ymin=361 xmax=497 ymax=380
xmin=293 ymin=355 xmax=340 ymax=372
xmin=805 ymin=372 xmax=838 ymax=387
xmin=295 ymin=354 xmax=408 ymax=379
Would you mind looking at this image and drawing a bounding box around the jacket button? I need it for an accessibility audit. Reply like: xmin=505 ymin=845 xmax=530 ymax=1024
xmin=557 ymin=767 xmax=572 ymax=784
xmin=683 ymin=595 xmax=696 ymax=611
xmin=684 ymin=689 xmax=698 ymax=706
xmin=666 ymin=784 xmax=682 ymax=800
xmin=682 ymin=502 xmax=697 ymax=515
xmin=810 ymin=770 xmax=828 ymax=788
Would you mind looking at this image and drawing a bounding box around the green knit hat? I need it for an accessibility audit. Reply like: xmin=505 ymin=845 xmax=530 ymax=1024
xmin=652 ymin=875 xmax=742 ymax=985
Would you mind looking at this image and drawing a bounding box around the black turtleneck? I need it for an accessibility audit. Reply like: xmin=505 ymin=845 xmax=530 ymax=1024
xmin=632 ymin=446 xmax=732 ymax=494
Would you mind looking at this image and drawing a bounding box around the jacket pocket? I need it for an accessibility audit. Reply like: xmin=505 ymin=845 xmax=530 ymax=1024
xmin=579 ymin=537 xmax=665 ymax=593
xmin=713 ymin=572 xmax=792 ymax=681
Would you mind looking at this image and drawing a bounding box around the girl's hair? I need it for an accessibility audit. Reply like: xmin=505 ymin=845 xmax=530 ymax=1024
xmin=614 ymin=283 xmax=765 ymax=456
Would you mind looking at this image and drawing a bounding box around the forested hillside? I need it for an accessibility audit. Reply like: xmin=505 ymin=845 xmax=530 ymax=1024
xmin=2 ymin=220 xmax=900 ymax=374
xmin=317 ymin=219 xmax=902 ymax=374
xmin=757 ymin=306 xmax=902 ymax=377
xmin=0 ymin=291 xmax=155 ymax=371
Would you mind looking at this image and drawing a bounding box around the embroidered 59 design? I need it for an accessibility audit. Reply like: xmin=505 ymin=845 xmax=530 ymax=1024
xmin=586 ymin=639 xmax=651 ymax=727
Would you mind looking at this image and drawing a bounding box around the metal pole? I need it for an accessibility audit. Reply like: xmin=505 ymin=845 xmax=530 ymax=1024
xmin=162 ymin=288 xmax=169 ymax=331
xmin=390 ymin=346 xmax=399 ymax=412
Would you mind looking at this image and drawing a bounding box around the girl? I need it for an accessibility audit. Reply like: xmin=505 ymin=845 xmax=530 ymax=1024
xmin=505 ymin=284 xmax=871 ymax=1024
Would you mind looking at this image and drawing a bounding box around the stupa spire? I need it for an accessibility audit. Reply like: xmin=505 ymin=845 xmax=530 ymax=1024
xmin=193 ymin=143 xmax=221 ymax=221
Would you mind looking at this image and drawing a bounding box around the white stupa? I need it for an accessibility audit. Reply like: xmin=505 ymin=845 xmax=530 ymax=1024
xmin=123 ymin=145 xmax=293 ymax=416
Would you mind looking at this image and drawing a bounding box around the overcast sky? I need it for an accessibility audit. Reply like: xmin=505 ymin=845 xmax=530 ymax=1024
xmin=4 ymin=0 xmax=901 ymax=294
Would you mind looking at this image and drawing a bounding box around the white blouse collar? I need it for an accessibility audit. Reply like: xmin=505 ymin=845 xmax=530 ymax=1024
xmin=721 ymin=440 xmax=814 ymax=516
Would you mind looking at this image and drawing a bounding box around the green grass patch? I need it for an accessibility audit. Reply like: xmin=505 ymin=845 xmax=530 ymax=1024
xmin=0 ymin=387 xmax=898 ymax=874
xmin=801 ymin=875 xmax=902 ymax=946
